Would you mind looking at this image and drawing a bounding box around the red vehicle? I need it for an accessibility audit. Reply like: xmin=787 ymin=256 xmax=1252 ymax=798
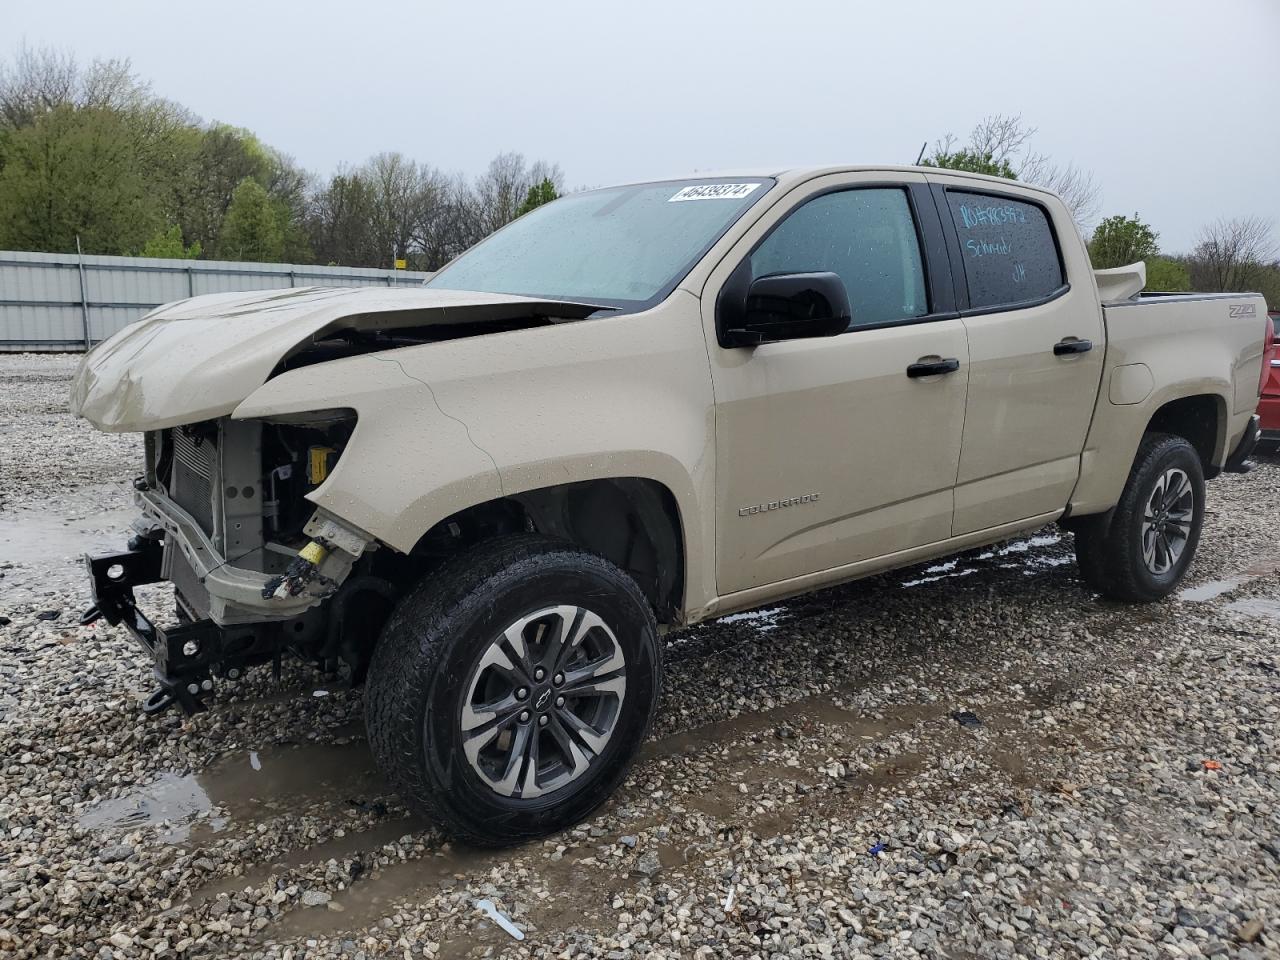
xmin=1261 ymin=311 xmax=1280 ymax=447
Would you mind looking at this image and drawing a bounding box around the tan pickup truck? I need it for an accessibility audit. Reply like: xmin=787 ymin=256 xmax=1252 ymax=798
xmin=72 ymin=166 xmax=1270 ymax=845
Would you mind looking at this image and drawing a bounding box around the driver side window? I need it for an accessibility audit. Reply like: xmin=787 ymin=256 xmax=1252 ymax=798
xmin=751 ymin=188 xmax=929 ymax=329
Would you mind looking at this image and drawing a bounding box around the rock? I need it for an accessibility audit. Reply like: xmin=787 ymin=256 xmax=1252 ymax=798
xmin=301 ymin=890 xmax=332 ymax=908
xmin=619 ymin=835 xmax=637 ymax=849
xmin=99 ymin=844 xmax=134 ymax=864
xmin=1237 ymin=918 xmax=1263 ymax=943
xmin=635 ymin=850 xmax=662 ymax=878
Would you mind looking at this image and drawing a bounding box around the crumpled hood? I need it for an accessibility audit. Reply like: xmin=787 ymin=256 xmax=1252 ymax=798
xmin=70 ymin=286 xmax=602 ymax=432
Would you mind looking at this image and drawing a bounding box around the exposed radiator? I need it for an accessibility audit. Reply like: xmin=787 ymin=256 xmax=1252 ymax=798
xmin=168 ymin=428 xmax=217 ymax=535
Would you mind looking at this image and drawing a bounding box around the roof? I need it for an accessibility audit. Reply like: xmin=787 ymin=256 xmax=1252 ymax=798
xmin=609 ymin=164 xmax=1050 ymax=197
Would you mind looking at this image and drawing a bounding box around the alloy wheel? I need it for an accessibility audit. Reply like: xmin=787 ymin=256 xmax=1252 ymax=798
xmin=1141 ymin=467 xmax=1195 ymax=575
xmin=458 ymin=605 xmax=627 ymax=799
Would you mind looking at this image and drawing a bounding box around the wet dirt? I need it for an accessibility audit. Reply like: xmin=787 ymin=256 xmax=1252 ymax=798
xmin=80 ymin=735 xmax=382 ymax=845
xmin=260 ymin=696 xmax=972 ymax=943
xmin=196 ymin=816 xmax=426 ymax=903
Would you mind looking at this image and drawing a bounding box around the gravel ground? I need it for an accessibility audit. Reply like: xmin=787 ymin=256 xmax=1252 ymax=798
xmin=1 ymin=351 xmax=1277 ymax=959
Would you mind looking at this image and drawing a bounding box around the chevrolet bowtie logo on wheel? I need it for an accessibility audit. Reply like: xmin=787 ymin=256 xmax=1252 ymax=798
xmin=535 ymin=689 xmax=552 ymax=710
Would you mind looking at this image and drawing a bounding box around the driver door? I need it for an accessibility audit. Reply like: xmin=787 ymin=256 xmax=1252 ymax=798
xmin=703 ymin=173 xmax=970 ymax=596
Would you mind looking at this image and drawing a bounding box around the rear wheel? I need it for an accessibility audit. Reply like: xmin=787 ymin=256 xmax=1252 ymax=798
xmin=365 ymin=535 xmax=661 ymax=846
xmin=1072 ymin=433 xmax=1205 ymax=602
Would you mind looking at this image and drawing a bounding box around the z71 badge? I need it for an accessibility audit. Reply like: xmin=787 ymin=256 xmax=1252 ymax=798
xmin=739 ymin=493 xmax=821 ymax=517
xmin=1229 ymin=304 xmax=1257 ymax=319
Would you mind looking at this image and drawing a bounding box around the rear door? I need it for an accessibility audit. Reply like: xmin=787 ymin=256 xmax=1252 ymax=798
xmin=702 ymin=173 xmax=969 ymax=596
xmin=925 ymin=175 xmax=1105 ymax=535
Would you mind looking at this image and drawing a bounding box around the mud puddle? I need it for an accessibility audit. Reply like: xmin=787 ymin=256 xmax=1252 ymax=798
xmin=264 ymin=697 xmax=935 ymax=941
xmin=1179 ymin=578 xmax=1246 ymax=602
xmin=197 ymin=816 xmax=426 ymax=902
xmin=257 ymin=692 xmax=1098 ymax=945
xmin=269 ymin=838 xmax=515 ymax=942
xmin=1179 ymin=554 xmax=1280 ymax=603
xmin=1225 ymin=597 xmax=1280 ymax=622
xmin=80 ymin=737 xmax=383 ymax=844
xmin=78 ymin=772 xmax=221 ymax=843
xmin=0 ymin=483 xmax=135 ymax=566
xmin=640 ymin=696 xmax=924 ymax=763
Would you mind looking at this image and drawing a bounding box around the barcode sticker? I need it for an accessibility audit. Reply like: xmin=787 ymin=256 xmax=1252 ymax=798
xmin=668 ymin=183 xmax=761 ymax=202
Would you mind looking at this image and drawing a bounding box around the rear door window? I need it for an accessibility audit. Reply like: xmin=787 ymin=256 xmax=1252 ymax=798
xmin=945 ymin=190 xmax=1065 ymax=309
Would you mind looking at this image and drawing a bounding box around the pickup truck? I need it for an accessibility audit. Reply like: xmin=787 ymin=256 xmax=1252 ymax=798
xmin=71 ymin=166 xmax=1270 ymax=846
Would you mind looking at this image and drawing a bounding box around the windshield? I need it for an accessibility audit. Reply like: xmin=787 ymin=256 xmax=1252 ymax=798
xmin=427 ymin=178 xmax=773 ymax=308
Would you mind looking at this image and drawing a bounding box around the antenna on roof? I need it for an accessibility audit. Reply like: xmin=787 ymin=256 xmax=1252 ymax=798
xmin=914 ymin=141 xmax=928 ymax=165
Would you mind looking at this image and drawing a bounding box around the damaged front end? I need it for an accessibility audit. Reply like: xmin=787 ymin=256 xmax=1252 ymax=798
xmin=82 ymin=412 xmax=385 ymax=716
xmin=72 ymin=286 xmax=608 ymax=716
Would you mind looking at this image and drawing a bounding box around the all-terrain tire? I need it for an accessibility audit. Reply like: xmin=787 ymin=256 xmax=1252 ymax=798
xmin=364 ymin=534 xmax=661 ymax=847
xmin=1072 ymin=432 xmax=1205 ymax=602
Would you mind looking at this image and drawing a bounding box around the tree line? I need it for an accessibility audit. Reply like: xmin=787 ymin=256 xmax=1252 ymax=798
xmin=2 ymin=51 xmax=1276 ymax=305
xmin=924 ymin=115 xmax=1279 ymax=307
xmin=0 ymin=46 xmax=561 ymax=270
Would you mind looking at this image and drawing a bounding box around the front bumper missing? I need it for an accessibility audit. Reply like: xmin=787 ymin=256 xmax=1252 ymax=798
xmin=132 ymin=486 xmax=370 ymax=624
xmin=81 ymin=544 xmax=291 ymax=716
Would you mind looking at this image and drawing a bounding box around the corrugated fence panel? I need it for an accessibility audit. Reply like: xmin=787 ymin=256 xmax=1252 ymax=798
xmin=0 ymin=251 xmax=432 ymax=351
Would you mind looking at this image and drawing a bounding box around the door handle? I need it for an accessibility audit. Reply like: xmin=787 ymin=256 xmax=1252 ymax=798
xmin=1053 ymin=338 xmax=1093 ymax=356
xmin=906 ymin=357 xmax=960 ymax=378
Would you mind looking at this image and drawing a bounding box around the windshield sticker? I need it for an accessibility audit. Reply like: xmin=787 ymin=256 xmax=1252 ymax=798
xmin=669 ymin=183 xmax=761 ymax=202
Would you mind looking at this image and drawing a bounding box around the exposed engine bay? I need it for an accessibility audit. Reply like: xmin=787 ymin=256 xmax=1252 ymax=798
xmin=149 ymin=411 xmax=359 ymax=602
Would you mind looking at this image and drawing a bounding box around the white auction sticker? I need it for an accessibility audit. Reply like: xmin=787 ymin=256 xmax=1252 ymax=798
xmin=668 ymin=183 xmax=761 ymax=202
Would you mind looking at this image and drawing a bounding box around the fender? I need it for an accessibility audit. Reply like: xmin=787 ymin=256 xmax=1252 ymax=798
xmin=234 ymin=290 xmax=719 ymax=614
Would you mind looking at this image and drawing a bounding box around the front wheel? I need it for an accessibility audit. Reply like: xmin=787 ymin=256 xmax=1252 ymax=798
xmin=1073 ymin=432 xmax=1205 ymax=602
xmin=365 ymin=535 xmax=661 ymax=846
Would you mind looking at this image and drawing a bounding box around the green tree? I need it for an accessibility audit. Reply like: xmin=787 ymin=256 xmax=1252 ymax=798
xmin=219 ymin=178 xmax=283 ymax=262
xmin=922 ymin=115 xmax=1100 ymax=228
xmin=175 ymin=124 xmax=273 ymax=255
xmin=137 ymin=223 xmax=201 ymax=259
xmin=516 ymin=177 xmax=559 ymax=217
xmin=0 ymin=104 xmax=159 ymax=253
xmin=1143 ymin=256 xmax=1191 ymax=292
xmin=921 ymin=147 xmax=1017 ymax=179
xmin=1088 ymin=213 xmax=1159 ymax=269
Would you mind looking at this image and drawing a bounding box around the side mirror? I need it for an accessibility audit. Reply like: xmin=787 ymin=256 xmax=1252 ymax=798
xmin=721 ymin=271 xmax=851 ymax=347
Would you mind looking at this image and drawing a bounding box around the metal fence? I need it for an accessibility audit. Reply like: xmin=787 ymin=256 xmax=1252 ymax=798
xmin=0 ymin=250 xmax=433 ymax=352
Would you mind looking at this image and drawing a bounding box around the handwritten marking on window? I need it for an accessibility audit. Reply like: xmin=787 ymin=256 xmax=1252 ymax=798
xmin=958 ymin=203 xmax=1027 ymax=229
xmin=966 ymin=237 xmax=1010 ymax=257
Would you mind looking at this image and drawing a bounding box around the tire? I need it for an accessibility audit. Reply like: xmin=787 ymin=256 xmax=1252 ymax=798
xmin=364 ymin=534 xmax=662 ymax=847
xmin=1072 ymin=432 xmax=1205 ymax=602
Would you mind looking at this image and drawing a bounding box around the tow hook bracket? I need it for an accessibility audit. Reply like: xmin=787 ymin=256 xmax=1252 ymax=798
xmin=143 ymin=677 xmax=209 ymax=716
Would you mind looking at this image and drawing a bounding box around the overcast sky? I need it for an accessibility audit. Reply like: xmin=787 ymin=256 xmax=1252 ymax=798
xmin=7 ymin=0 xmax=1278 ymax=252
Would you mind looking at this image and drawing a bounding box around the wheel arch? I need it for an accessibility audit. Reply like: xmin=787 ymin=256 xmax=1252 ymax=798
xmin=409 ymin=476 xmax=687 ymax=625
xmin=1142 ymin=393 xmax=1228 ymax=477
